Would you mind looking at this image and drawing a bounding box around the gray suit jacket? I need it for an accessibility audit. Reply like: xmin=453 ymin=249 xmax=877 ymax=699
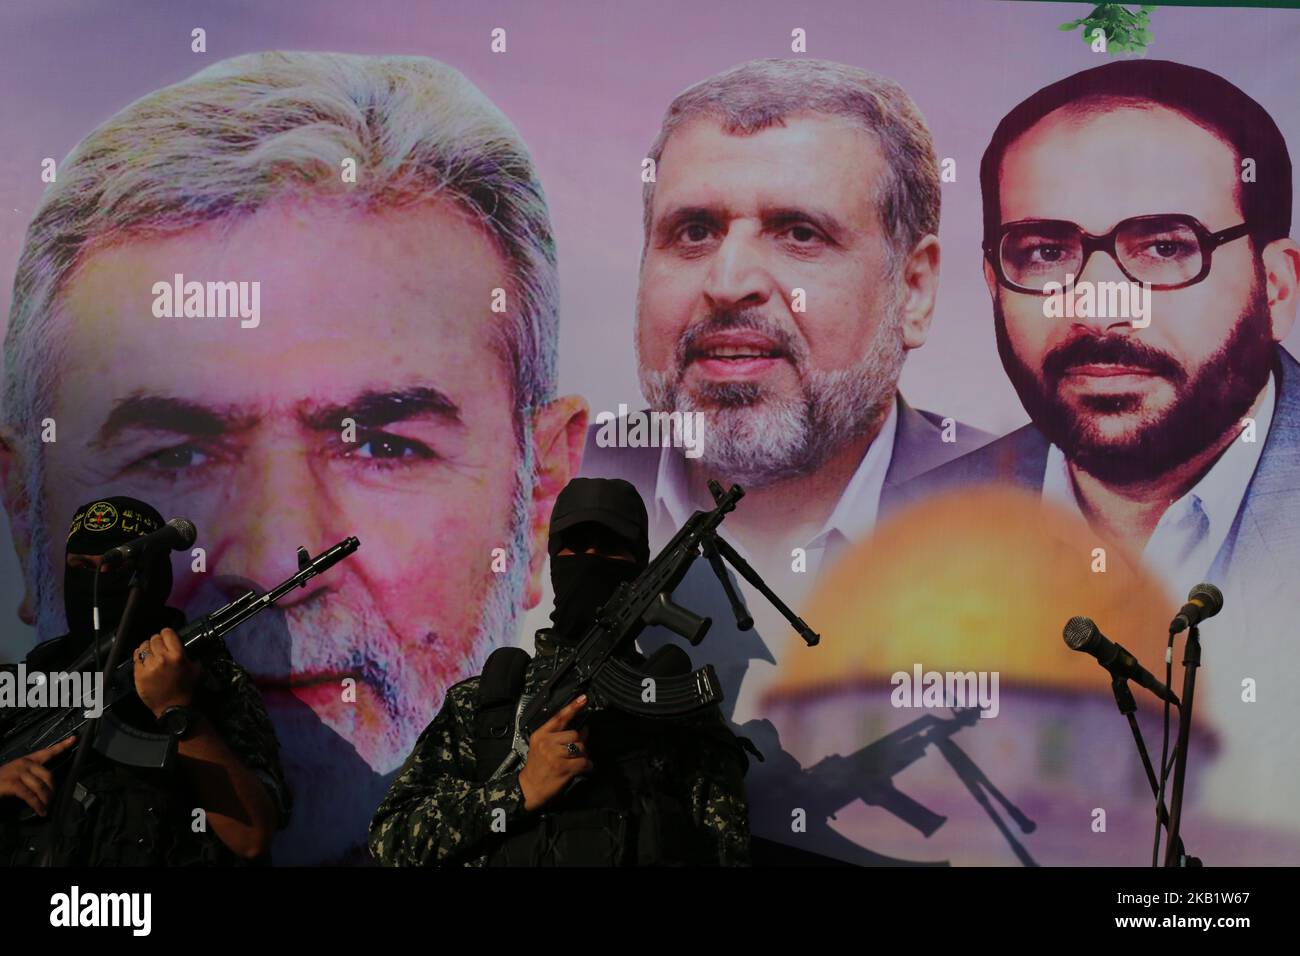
xmin=894 ymin=346 xmax=1300 ymax=590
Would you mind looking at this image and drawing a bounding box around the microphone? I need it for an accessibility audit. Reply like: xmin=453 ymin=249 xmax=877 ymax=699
xmin=1169 ymin=583 xmax=1223 ymax=635
xmin=1063 ymin=616 xmax=1179 ymax=706
xmin=99 ymin=518 xmax=197 ymax=570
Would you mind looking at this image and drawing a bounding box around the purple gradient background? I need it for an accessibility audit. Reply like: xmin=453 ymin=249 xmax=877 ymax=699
xmin=4 ymin=0 xmax=1297 ymax=656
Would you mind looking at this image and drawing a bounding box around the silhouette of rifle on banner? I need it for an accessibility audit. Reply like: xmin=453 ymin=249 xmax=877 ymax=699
xmin=743 ymin=707 xmax=1037 ymax=866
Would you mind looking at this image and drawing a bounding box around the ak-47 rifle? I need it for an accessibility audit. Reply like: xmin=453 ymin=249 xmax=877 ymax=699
xmin=796 ymin=708 xmax=983 ymax=837
xmin=747 ymin=707 xmax=1037 ymax=866
xmin=493 ymin=479 xmax=819 ymax=779
xmin=0 ymin=536 xmax=360 ymax=771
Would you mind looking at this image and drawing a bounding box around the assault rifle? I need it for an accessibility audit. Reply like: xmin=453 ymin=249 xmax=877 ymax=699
xmin=0 ymin=536 xmax=359 ymax=771
xmin=493 ymin=479 xmax=818 ymax=778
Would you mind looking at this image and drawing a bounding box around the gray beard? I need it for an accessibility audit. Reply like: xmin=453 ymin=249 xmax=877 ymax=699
xmin=30 ymin=460 xmax=532 ymax=748
xmin=639 ymin=308 xmax=907 ymax=490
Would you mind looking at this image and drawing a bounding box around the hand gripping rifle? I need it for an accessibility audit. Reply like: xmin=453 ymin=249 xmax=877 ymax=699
xmin=0 ymin=537 xmax=360 ymax=772
xmin=492 ymin=480 xmax=819 ymax=779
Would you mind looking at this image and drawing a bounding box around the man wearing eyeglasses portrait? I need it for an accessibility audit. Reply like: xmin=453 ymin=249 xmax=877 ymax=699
xmin=904 ymin=60 xmax=1300 ymax=596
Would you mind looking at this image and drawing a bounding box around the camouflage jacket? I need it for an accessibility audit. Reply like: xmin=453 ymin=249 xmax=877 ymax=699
xmin=0 ymin=626 xmax=290 ymax=866
xmin=369 ymin=631 xmax=750 ymax=866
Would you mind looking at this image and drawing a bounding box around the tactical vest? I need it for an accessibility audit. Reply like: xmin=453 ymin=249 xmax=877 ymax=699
xmin=2 ymin=760 xmax=229 ymax=866
xmin=0 ymin=629 xmax=245 ymax=867
xmin=470 ymin=646 xmax=704 ymax=866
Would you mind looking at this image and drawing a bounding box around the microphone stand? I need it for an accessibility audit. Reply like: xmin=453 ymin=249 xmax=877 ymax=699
xmin=1108 ymin=677 xmax=1197 ymax=866
xmin=38 ymin=564 xmax=151 ymax=867
xmin=1163 ymin=624 xmax=1202 ymax=867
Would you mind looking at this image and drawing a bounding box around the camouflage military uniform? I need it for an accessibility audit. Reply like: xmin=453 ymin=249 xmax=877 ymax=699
xmin=0 ymin=628 xmax=290 ymax=866
xmin=370 ymin=631 xmax=750 ymax=866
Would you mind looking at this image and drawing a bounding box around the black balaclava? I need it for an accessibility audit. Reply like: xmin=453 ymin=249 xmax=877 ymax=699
xmin=63 ymin=496 xmax=175 ymax=638
xmin=546 ymin=479 xmax=649 ymax=642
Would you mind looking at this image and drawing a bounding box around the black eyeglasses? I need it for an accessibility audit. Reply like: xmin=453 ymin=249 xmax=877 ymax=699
xmin=985 ymin=214 xmax=1251 ymax=295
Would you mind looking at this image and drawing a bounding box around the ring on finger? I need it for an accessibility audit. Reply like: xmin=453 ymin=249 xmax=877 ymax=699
xmin=565 ymin=741 xmax=581 ymax=757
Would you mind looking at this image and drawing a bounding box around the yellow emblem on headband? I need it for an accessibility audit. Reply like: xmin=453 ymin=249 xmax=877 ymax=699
xmin=81 ymin=501 xmax=119 ymax=533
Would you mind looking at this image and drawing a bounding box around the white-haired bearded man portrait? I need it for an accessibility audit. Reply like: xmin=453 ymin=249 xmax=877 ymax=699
xmin=0 ymin=51 xmax=587 ymax=863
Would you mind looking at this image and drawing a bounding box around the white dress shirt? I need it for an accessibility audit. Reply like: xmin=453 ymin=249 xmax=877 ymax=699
xmin=651 ymin=398 xmax=900 ymax=577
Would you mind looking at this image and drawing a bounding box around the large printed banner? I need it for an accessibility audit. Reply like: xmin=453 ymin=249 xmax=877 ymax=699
xmin=2 ymin=0 xmax=1298 ymax=865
